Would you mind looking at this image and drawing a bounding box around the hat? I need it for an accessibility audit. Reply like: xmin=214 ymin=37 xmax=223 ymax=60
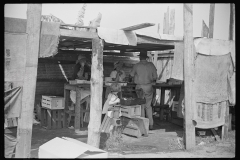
xmin=76 ymin=55 xmax=87 ymax=64
xmin=139 ymin=50 xmax=148 ymax=58
xmin=114 ymin=61 xmax=123 ymax=69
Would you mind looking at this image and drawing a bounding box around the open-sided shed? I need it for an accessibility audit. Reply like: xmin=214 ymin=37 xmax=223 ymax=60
xmin=4 ymin=4 xmax=235 ymax=158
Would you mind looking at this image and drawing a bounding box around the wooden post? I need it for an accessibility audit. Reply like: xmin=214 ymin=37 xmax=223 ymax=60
xmin=201 ymin=20 xmax=209 ymax=38
xmin=169 ymin=9 xmax=175 ymax=35
xmin=183 ymin=3 xmax=195 ymax=150
xmin=87 ymin=38 xmax=104 ymax=148
xmin=15 ymin=4 xmax=42 ymax=158
xmin=229 ymin=3 xmax=235 ymax=40
xmin=222 ymin=102 xmax=229 ymax=140
xmin=166 ymin=6 xmax=170 ymax=34
xmin=208 ymin=3 xmax=215 ymax=38
xmin=157 ymin=23 xmax=160 ymax=33
xmin=154 ymin=52 xmax=158 ymax=67
xmin=75 ymin=87 xmax=82 ymax=132
xmin=163 ymin=13 xmax=167 ymax=34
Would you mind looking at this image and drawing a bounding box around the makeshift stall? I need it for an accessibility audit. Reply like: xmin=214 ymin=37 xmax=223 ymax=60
xmin=4 ymin=4 xmax=235 ymax=157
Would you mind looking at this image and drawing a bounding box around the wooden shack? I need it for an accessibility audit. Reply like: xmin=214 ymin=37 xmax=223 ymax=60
xmin=4 ymin=3 xmax=235 ymax=158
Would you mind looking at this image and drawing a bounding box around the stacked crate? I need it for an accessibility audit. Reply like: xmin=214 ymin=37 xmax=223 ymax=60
xmin=40 ymin=96 xmax=65 ymax=129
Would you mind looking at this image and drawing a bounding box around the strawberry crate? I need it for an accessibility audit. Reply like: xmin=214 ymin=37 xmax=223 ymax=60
xmin=42 ymin=96 xmax=65 ymax=110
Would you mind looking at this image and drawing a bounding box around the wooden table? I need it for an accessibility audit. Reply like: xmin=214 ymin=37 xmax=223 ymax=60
xmin=152 ymin=83 xmax=182 ymax=121
xmin=64 ymin=82 xmax=136 ymax=132
xmin=64 ymin=83 xmax=90 ymax=132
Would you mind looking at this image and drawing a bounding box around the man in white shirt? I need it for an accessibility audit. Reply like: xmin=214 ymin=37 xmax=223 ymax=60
xmin=130 ymin=50 xmax=158 ymax=130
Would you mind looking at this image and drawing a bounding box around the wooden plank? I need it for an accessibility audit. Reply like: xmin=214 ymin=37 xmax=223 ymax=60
xmin=121 ymin=23 xmax=155 ymax=31
xmin=4 ymin=17 xmax=27 ymax=33
xmin=15 ymin=4 xmax=42 ymax=158
xmin=163 ymin=13 xmax=167 ymax=34
xmin=40 ymin=108 xmax=44 ymax=127
xmin=87 ymin=38 xmax=104 ymax=148
xmin=169 ymin=9 xmax=175 ymax=35
xmin=201 ymin=20 xmax=209 ymax=38
xmin=228 ymin=113 xmax=232 ymax=131
xmin=60 ymin=29 xmax=98 ymax=39
xmin=222 ymin=102 xmax=229 ymax=140
xmin=47 ymin=109 xmax=52 ymax=129
xmin=157 ymin=23 xmax=160 ymax=33
xmin=100 ymin=115 xmax=107 ymax=132
xmin=208 ymin=3 xmax=215 ymax=38
xmin=229 ymin=3 xmax=235 ymax=40
xmin=75 ymin=87 xmax=82 ymax=132
xmin=63 ymin=85 xmax=70 ymax=128
xmin=166 ymin=7 xmax=169 ymax=34
xmin=154 ymin=53 xmax=158 ymax=67
xmin=183 ymin=3 xmax=195 ymax=150
xmin=60 ymin=24 xmax=97 ymax=29
xmin=58 ymin=50 xmax=138 ymax=57
xmin=211 ymin=128 xmax=220 ymax=142
xmin=52 ymin=110 xmax=56 ymax=129
xmin=57 ymin=110 xmax=62 ymax=128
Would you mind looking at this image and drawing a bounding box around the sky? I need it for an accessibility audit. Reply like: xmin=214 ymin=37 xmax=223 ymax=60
xmin=4 ymin=3 xmax=232 ymax=40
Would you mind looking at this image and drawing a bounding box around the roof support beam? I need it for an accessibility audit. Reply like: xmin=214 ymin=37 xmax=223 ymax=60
xmin=60 ymin=29 xmax=98 ymax=39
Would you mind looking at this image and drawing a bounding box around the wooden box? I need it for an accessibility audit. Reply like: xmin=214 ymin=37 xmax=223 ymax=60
xmin=42 ymin=96 xmax=65 ymax=110
xmin=120 ymin=105 xmax=141 ymax=118
xmin=121 ymin=116 xmax=149 ymax=137
xmin=40 ymin=108 xmax=65 ymax=129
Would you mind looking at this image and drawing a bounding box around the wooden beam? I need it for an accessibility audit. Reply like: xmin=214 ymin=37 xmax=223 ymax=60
xmin=15 ymin=4 xmax=42 ymax=158
xmin=208 ymin=3 xmax=215 ymax=38
xmin=4 ymin=17 xmax=27 ymax=33
xmin=166 ymin=7 xmax=169 ymax=34
xmin=229 ymin=3 xmax=235 ymax=40
xmin=169 ymin=9 xmax=175 ymax=35
xmin=60 ymin=29 xmax=98 ymax=39
xmin=58 ymin=49 xmax=139 ymax=57
xmin=183 ymin=3 xmax=195 ymax=150
xmin=163 ymin=13 xmax=167 ymax=34
xmin=222 ymin=102 xmax=229 ymax=140
xmin=121 ymin=23 xmax=155 ymax=31
xmin=201 ymin=20 xmax=209 ymax=38
xmin=75 ymin=87 xmax=82 ymax=132
xmin=87 ymin=38 xmax=104 ymax=148
xmin=157 ymin=23 xmax=160 ymax=33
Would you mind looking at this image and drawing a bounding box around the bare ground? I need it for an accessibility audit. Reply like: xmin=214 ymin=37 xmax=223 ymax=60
xmin=7 ymin=118 xmax=235 ymax=158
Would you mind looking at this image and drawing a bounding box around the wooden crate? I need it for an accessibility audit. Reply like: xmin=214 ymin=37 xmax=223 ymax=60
xmin=40 ymin=107 xmax=65 ymax=129
xmin=122 ymin=127 xmax=142 ymax=138
xmin=41 ymin=95 xmax=65 ymax=110
xmin=4 ymin=117 xmax=18 ymax=128
xmin=120 ymin=105 xmax=141 ymax=118
xmin=121 ymin=116 xmax=149 ymax=137
xmin=100 ymin=115 xmax=121 ymax=133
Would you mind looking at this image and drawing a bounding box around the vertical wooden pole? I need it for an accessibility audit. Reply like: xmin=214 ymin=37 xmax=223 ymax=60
xmin=183 ymin=3 xmax=195 ymax=150
xmin=157 ymin=23 xmax=160 ymax=33
xmin=75 ymin=87 xmax=82 ymax=132
xmin=169 ymin=9 xmax=175 ymax=35
xmin=229 ymin=3 xmax=235 ymax=40
xmin=163 ymin=13 xmax=167 ymax=34
xmin=166 ymin=6 xmax=170 ymax=34
xmin=87 ymin=38 xmax=104 ymax=148
xmin=209 ymin=3 xmax=215 ymax=38
xmin=15 ymin=4 xmax=42 ymax=158
xmin=201 ymin=20 xmax=209 ymax=38
xmin=154 ymin=52 xmax=158 ymax=67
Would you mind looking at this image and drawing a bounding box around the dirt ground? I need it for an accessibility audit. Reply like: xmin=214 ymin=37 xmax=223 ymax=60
xmin=7 ymin=118 xmax=235 ymax=158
